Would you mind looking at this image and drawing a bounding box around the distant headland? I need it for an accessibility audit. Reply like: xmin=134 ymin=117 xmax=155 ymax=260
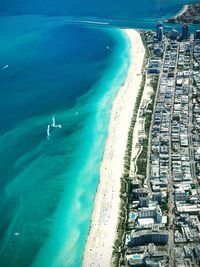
xmin=166 ymin=3 xmax=200 ymax=24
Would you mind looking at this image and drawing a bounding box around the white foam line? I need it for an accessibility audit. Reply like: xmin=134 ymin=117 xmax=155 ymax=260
xmin=47 ymin=125 xmax=51 ymax=137
xmin=64 ymin=19 xmax=109 ymax=25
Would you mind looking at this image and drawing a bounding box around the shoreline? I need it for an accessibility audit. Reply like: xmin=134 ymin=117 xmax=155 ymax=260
xmin=82 ymin=29 xmax=145 ymax=267
xmin=166 ymin=3 xmax=200 ymax=24
xmin=176 ymin=4 xmax=188 ymax=18
xmin=166 ymin=4 xmax=189 ymax=23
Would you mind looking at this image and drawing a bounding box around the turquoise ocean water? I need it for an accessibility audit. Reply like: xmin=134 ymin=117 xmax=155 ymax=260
xmin=0 ymin=1 xmax=199 ymax=267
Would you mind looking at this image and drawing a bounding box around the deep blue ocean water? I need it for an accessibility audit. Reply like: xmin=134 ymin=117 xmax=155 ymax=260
xmin=0 ymin=1 xmax=199 ymax=267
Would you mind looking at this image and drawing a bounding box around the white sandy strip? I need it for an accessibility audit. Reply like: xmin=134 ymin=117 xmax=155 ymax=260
xmin=82 ymin=29 xmax=145 ymax=267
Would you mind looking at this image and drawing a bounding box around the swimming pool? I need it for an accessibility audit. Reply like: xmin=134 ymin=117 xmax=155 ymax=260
xmin=132 ymin=255 xmax=141 ymax=259
xmin=130 ymin=212 xmax=136 ymax=220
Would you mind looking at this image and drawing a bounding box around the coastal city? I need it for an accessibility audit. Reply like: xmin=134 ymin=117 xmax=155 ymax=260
xmin=113 ymin=22 xmax=200 ymax=267
xmin=2 ymin=2 xmax=200 ymax=267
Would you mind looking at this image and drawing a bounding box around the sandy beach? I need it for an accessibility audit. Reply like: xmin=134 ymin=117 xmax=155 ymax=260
xmin=82 ymin=29 xmax=145 ymax=267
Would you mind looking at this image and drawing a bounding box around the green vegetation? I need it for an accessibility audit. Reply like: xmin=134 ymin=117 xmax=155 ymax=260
xmin=160 ymin=202 xmax=169 ymax=212
xmin=191 ymin=183 xmax=196 ymax=189
xmin=136 ymin=75 xmax=158 ymax=177
xmin=136 ymin=139 xmax=148 ymax=176
xmin=124 ymin=74 xmax=146 ymax=176
xmin=141 ymin=32 xmax=150 ymax=59
xmin=194 ymin=15 xmax=200 ymax=20
xmin=167 ymin=3 xmax=200 ymax=24
xmin=160 ymin=194 xmax=169 ymax=212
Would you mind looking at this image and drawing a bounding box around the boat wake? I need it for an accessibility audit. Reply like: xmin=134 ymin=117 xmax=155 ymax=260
xmin=64 ymin=19 xmax=109 ymax=27
xmin=47 ymin=125 xmax=51 ymax=139
xmin=47 ymin=116 xmax=62 ymax=139
xmin=51 ymin=115 xmax=62 ymax=128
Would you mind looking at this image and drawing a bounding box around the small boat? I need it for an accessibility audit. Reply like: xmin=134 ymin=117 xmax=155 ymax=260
xmin=2 ymin=65 xmax=9 ymax=70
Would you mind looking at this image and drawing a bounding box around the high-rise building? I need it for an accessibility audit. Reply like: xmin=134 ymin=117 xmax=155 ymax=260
xmin=132 ymin=188 xmax=148 ymax=199
xmin=127 ymin=229 xmax=168 ymax=246
xmin=157 ymin=27 xmax=163 ymax=42
xmin=156 ymin=21 xmax=163 ymax=37
xmin=155 ymin=207 xmax=162 ymax=223
xmin=139 ymin=196 xmax=149 ymax=207
xmin=156 ymin=21 xmax=163 ymax=42
xmin=195 ymin=30 xmax=200 ymax=40
xmin=171 ymin=28 xmax=178 ymax=40
xmin=182 ymin=23 xmax=189 ymax=40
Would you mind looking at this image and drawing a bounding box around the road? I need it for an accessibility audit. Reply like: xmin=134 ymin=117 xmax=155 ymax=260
xmin=167 ymin=42 xmax=179 ymax=267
